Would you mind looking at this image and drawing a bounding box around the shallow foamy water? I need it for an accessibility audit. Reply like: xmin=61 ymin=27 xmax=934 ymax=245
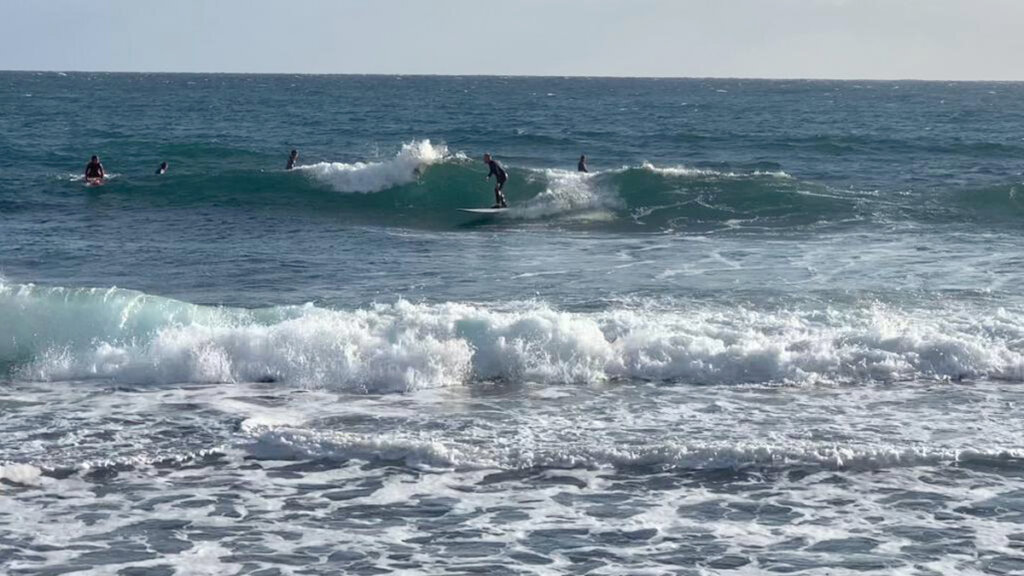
xmin=3 ymin=378 xmax=1024 ymax=574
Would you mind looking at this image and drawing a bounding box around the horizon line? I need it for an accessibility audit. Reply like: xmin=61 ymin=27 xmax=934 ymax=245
xmin=2 ymin=68 xmax=1022 ymax=84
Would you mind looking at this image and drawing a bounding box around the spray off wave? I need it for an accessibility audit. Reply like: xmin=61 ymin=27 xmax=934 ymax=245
xmin=297 ymin=140 xmax=455 ymax=193
xmin=3 ymin=282 xmax=1023 ymax=393
xmin=510 ymin=169 xmax=623 ymax=220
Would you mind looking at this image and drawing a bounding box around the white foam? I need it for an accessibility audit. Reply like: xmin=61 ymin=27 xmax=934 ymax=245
xmin=59 ymin=172 xmax=122 ymax=183
xmin=640 ymin=161 xmax=791 ymax=179
xmin=298 ymin=139 xmax=451 ymax=193
xmin=248 ymin=428 xmax=476 ymax=469
xmin=244 ymin=427 xmax=1024 ymax=472
xmin=511 ymin=169 xmax=623 ymax=219
xmin=19 ymin=302 xmax=475 ymax=393
xmin=0 ymin=463 xmax=42 ymax=486
xmin=5 ymin=281 xmax=1024 ymax=393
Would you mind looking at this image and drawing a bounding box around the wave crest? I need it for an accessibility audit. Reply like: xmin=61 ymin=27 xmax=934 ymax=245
xmin=298 ymin=140 xmax=453 ymax=193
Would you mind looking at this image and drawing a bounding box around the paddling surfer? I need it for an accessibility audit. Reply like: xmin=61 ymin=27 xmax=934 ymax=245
xmin=84 ymin=155 xmax=105 ymax=181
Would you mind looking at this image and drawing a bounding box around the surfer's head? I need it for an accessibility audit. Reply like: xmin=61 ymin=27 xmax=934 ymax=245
xmin=483 ymin=153 xmax=491 ymax=163
xmin=90 ymin=155 xmax=98 ymax=162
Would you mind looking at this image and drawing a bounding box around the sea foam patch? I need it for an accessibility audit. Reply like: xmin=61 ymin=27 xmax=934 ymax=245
xmin=0 ymin=463 xmax=43 ymax=486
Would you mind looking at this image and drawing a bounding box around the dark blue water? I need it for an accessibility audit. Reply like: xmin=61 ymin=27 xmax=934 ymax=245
xmin=2 ymin=73 xmax=1024 ymax=574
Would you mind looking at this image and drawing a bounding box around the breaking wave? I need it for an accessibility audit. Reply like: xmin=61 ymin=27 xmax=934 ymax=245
xmin=3 ymin=281 xmax=1023 ymax=393
xmin=296 ymin=139 xmax=453 ymax=193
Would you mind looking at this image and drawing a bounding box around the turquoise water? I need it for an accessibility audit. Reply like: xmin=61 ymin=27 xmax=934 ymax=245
xmin=2 ymin=72 xmax=1024 ymax=574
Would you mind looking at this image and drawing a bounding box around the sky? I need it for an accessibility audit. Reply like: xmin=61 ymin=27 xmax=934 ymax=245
xmin=2 ymin=0 xmax=1024 ymax=80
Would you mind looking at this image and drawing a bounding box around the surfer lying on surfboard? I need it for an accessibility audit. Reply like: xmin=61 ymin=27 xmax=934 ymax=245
xmin=84 ymin=155 xmax=105 ymax=184
xmin=483 ymin=153 xmax=509 ymax=208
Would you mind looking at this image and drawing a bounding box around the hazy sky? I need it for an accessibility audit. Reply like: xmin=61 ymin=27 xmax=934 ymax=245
xmin=3 ymin=0 xmax=1023 ymax=80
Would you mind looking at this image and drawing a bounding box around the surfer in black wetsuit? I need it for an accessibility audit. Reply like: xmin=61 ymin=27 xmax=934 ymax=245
xmin=483 ymin=153 xmax=508 ymax=208
xmin=286 ymin=149 xmax=298 ymax=170
xmin=155 ymin=162 xmax=168 ymax=175
xmin=84 ymin=155 xmax=105 ymax=180
xmin=578 ymin=154 xmax=588 ymax=173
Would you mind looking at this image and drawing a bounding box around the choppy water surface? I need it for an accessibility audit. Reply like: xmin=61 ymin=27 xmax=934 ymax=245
xmin=2 ymin=73 xmax=1024 ymax=574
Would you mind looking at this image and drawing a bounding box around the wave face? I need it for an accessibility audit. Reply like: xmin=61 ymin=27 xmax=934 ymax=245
xmin=4 ymin=281 xmax=1023 ymax=393
xmin=247 ymin=140 xmax=864 ymax=231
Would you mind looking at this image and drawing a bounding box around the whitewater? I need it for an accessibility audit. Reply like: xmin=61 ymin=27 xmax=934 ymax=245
xmin=2 ymin=73 xmax=1024 ymax=575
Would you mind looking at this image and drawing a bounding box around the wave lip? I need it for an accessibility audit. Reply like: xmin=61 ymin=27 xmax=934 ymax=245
xmin=298 ymin=140 xmax=453 ymax=193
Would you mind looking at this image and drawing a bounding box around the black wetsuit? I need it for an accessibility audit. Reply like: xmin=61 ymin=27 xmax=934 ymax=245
xmin=486 ymin=159 xmax=508 ymax=207
xmin=85 ymin=162 xmax=103 ymax=179
xmin=578 ymin=160 xmax=588 ymax=173
xmin=487 ymin=159 xmax=508 ymax=188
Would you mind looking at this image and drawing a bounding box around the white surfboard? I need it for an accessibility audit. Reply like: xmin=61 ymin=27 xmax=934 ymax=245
xmin=458 ymin=208 xmax=509 ymax=215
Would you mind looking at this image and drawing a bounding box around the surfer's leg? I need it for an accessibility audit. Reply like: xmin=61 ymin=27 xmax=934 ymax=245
xmin=496 ymin=181 xmax=508 ymax=207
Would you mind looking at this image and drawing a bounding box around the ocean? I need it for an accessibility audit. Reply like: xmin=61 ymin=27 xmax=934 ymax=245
xmin=2 ymin=72 xmax=1024 ymax=575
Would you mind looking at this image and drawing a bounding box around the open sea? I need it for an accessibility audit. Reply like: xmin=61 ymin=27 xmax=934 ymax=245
xmin=2 ymin=72 xmax=1024 ymax=575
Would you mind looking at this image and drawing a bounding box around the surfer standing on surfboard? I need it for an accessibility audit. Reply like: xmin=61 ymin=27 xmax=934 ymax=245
xmin=483 ymin=153 xmax=509 ymax=208
xmin=84 ymin=155 xmax=105 ymax=182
